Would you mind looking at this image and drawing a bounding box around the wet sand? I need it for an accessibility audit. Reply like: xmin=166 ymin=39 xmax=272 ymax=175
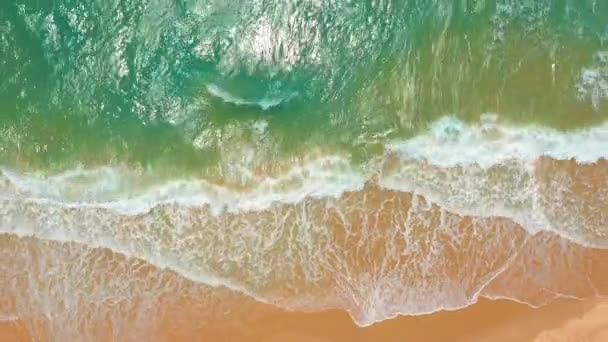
xmin=1 ymin=234 xmax=607 ymax=341
xmin=1 ymin=290 xmax=606 ymax=341
xmin=532 ymin=300 xmax=608 ymax=342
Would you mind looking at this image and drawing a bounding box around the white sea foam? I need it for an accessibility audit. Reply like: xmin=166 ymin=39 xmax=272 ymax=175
xmin=206 ymin=83 xmax=296 ymax=110
xmin=1 ymin=214 xmax=266 ymax=305
xmin=381 ymin=116 xmax=608 ymax=247
xmin=387 ymin=115 xmax=608 ymax=168
xmin=1 ymin=116 xmax=608 ymax=245
xmin=0 ymin=155 xmax=365 ymax=216
xmin=577 ymin=51 xmax=608 ymax=111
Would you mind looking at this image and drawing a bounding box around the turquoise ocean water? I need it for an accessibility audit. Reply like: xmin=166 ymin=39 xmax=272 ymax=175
xmin=1 ymin=1 xmax=606 ymax=177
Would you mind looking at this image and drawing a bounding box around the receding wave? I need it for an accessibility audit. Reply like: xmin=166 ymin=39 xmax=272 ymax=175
xmin=2 ymin=117 xmax=607 ymax=328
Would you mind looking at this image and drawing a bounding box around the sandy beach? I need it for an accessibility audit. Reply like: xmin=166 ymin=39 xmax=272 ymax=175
xmin=1 ymin=234 xmax=606 ymax=342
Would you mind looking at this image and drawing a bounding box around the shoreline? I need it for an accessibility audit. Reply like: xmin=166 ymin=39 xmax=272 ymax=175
xmin=1 ymin=295 xmax=605 ymax=341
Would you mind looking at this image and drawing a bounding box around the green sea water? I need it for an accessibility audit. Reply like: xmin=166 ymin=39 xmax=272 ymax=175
xmin=0 ymin=0 xmax=607 ymax=180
